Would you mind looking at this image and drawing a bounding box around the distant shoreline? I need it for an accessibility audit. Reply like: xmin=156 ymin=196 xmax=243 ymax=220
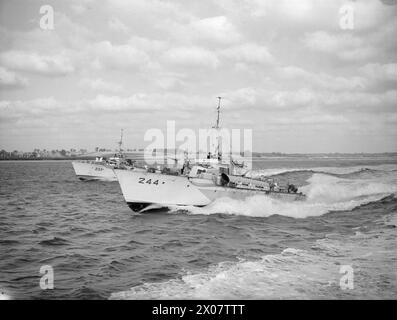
xmin=0 ymin=157 xmax=86 ymax=161
xmin=1 ymin=152 xmax=397 ymax=161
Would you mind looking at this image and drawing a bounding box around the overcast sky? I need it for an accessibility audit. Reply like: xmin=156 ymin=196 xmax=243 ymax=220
xmin=0 ymin=0 xmax=396 ymax=153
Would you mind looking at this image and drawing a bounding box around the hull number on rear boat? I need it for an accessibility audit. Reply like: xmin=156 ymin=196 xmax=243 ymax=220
xmin=138 ymin=178 xmax=160 ymax=185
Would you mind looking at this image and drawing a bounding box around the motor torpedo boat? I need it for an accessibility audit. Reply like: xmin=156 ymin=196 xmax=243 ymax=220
xmin=72 ymin=129 xmax=133 ymax=181
xmin=115 ymin=98 xmax=306 ymax=212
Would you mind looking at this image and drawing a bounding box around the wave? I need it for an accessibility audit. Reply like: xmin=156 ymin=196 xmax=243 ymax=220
xmin=110 ymin=247 xmax=335 ymax=299
xmin=110 ymin=221 xmax=397 ymax=300
xmin=170 ymin=173 xmax=397 ymax=218
xmin=0 ymin=239 xmax=20 ymax=245
xmin=268 ymin=168 xmax=385 ymax=180
xmin=38 ymin=237 xmax=70 ymax=246
xmin=0 ymin=291 xmax=12 ymax=300
xmin=249 ymin=164 xmax=397 ymax=179
xmin=303 ymin=174 xmax=397 ymax=202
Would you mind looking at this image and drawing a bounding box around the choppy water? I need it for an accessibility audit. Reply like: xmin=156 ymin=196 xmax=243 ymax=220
xmin=0 ymin=157 xmax=396 ymax=300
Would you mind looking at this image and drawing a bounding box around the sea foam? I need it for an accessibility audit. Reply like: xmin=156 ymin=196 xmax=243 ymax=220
xmin=110 ymin=217 xmax=397 ymax=300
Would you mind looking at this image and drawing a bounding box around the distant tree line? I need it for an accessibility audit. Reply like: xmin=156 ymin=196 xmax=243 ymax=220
xmin=0 ymin=148 xmax=88 ymax=160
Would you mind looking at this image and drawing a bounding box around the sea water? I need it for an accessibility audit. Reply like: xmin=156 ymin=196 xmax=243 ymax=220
xmin=0 ymin=156 xmax=396 ymax=299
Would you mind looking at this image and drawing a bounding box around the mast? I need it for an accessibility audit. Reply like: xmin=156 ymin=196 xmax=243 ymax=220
xmin=118 ymin=129 xmax=123 ymax=153
xmin=215 ymin=96 xmax=221 ymax=129
xmin=213 ymin=97 xmax=222 ymax=160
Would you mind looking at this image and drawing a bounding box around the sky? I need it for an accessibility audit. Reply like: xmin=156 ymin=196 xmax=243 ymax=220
xmin=0 ymin=0 xmax=396 ymax=153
